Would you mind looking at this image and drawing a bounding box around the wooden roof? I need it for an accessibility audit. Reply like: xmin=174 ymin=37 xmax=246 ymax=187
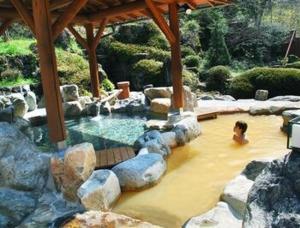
xmin=0 ymin=0 xmax=230 ymax=26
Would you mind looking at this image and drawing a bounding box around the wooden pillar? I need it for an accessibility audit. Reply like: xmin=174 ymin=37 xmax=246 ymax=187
xmin=32 ymin=0 xmax=66 ymax=143
xmin=169 ymin=3 xmax=184 ymax=109
xmin=85 ymin=23 xmax=100 ymax=98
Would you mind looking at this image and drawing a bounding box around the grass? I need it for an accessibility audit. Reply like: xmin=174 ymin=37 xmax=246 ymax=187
xmin=0 ymin=39 xmax=35 ymax=56
xmin=0 ymin=77 xmax=37 ymax=88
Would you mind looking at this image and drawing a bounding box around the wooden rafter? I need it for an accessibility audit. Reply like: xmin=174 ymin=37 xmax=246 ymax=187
xmin=10 ymin=0 xmax=35 ymax=34
xmin=145 ymin=0 xmax=175 ymax=44
xmin=67 ymin=25 xmax=89 ymax=50
xmin=52 ymin=0 xmax=88 ymax=40
xmin=50 ymin=0 xmax=73 ymax=11
xmin=0 ymin=19 xmax=13 ymax=36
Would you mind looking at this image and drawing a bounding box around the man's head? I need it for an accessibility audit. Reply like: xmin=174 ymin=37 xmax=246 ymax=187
xmin=234 ymin=121 xmax=248 ymax=135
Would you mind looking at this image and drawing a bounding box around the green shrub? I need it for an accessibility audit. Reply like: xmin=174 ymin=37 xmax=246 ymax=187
xmin=101 ymin=78 xmax=115 ymax=92
xmin=132 ymin=59 xmax=164 ymax=90
xmin=113 ymin=22 xmax=168 ymax=50
xmin=0 ymin=39 xmax=34 ymax=56
xmin=285 ymin=61 xmax=300 ymax=69
xmin=288 ymin=55 xmax=300 ymax=63
xmin=56 ymin=49 xmax=90 ymax=95
xmin=229 ymin=67 xmax=300 ymax=98
xmin=183 ymin=55 xmax=201 ymax=68
xmin=0 ymin=69 xmax=21 ymax=81
xmin=133 ymin=59 xmax=163 ymax=77
xmin=228 ymin=77 xmax=254 ymax=99
xmin=206 ymin=65 xmax=231 ymax=93
xmin=183 ymin=70 xmax=199 ymax=91
xmin=181 ymin=46 xmax=196 ymax=58
xmin=108 ymin=41 xmax=170 ymax=62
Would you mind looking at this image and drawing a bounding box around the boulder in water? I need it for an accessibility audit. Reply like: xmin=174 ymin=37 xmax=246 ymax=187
xmin=112 ymin=153 xmax=166 ymax=191
xmin=77 ymin=170 xmax=121 ymax=211
xmin=62 ymin=143 xmax=96 ymax=201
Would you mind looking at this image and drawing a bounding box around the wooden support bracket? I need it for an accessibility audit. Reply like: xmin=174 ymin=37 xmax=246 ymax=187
xmin=0 ymin=20 xmax=13 ymax=36
xmin=67 ymin=25 xmax=89 ymax=50
xmin=92 ymin=18 xmax=108 ymax=50
xmin=145 ymin=0 xmax=175 ymax=45
xmin=52 ymin=0 xmax=88 ymax=40
xmin=10 ymin=0 xmax=35 ymax=35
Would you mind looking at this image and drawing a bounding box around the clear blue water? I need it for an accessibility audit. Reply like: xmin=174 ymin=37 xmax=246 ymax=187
xmin=27 ymin=114 xmax=148 ymax=152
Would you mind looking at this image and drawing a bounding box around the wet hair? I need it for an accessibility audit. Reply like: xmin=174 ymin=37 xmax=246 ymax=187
xmin=235 ymin=121 xmax=248 ymax=134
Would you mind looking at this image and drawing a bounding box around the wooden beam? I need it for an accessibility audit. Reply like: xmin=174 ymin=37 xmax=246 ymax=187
xmin=92 ymin=18 xmax=108 ymax=50
xmin=85 ymin=23 xmax=100 ymax=97
xmin=32 ymin=0 xmax=66 ymax=143
xmin=145 ymin=0 xmax=175 ymax=44
xmin=169 ymin=2 xmax=184 ymax=109
xmin=89 ymin=0 xmax=148 ymax=22
xmin=0 ymin=20 xmax=13 ymax=36
xmin=10 ymin=0 xmax=35 ymax=34
xmin=67 ymin=25 xmax=89 ymax=50
xmin=50 ymin=0 xmax=73 ymax=11
xmin=52 ymin=0 xmax=88 ymax=40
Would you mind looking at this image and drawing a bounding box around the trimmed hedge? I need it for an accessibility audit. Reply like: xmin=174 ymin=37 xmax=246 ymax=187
xmin=183 ymin=55 xmax=201 ymax=68
xmin=108 ymin=41 xmax=170 ymax=62
xmin=206 ymin=65 xmax=231 ymax=93
xmin=229 ymin=67 xmax=300 ymax=98
xmin=285 ymin=61 xmax=300 ymax=69
xmin=183 ymin=70 xmax=199 ymax=91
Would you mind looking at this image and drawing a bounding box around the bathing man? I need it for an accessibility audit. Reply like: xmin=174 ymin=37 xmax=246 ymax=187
xmin=233 ymin=121 xmax=249 ymax=145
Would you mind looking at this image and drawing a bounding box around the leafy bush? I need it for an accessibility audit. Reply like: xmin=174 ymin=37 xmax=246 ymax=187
xmin=228 ymin=77 xmax=254 ymax=99
xmin=288 ymin=55 xmax=300 ymax=63
xmin=113 ymin=22 xmax=168 ymax=50
xmin=0 ymin=39 xmax=34 ymax=56
xmin=183 ymin=70 xmax=199 ymax=91
xmin=132 ymin=59 xmax=164 ymax=90
xmin=108 ymin=41 xmax=170 ymax=62
xmin=285 ymin=61 xmax=300 ymax=69
xmin=0 ymin=69 xmax=22 ymax=81
xmin=181 ymin=46 xmax=196 ymax=58
xmin=229 ymin=67 xmax=300 ymax=98
xmin=133 ymin=59 xmax=163 ymax=77
xmin=183 ymin=55 xmax=201 ymax=68
xmin=206 ymin=65 xmax=231 ymax=93
xmin=101 ymin=78 xmax=115 ymax=92
xmin=56 ymin=49 xmax=90 ymax=95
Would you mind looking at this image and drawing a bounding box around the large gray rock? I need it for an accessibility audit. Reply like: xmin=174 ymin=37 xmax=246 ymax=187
xmin=184 ymin=202 xmax=242 ymax=228
xmin=269 ymin=95 xmax=300 ymax=102
xmin=281 ymin=109 xmax=300 ymax=133
xmin=100 ymin=101 xmax=111 ymax=115
xmin=0 ymin=122 xmax=49 ymax=191
xmin=150 ymin=98 xmax=171 ymax=114
xmin=243 ymin=151 xmax=300 ymax=227
xmin=61 ymin=143 xmax=96 ymax=201
xmin=63 ymin=210 xmax=162 ymax=228
xmin=19 ymin=191 xmax=83 ymax=227
xmin=112 ymin=92 xmax=147 ymax=113
xmin=84 ymin=102 xmax=100 ymax=116
xmin=0 ymin=106 xmax=14 ymax=123
xmin=61 ymin=84 xmax=80 ymax=102
xmin=0 ymin=188 xmax=36 ymax=227
xmin=10 ymin=93 xmax=28 ymax=117
xmin=24 ymin=91 xmax=37 ymax=111
xmin=63 ymin=101 xmax=83 ymax=117
xmin=161 ymin=131 xmax=177 ymax=148
xmin=173 ymin=114 xmax=201 ymax=144
xmin=144 ymin=87 xmax=172 ymax=100
xmin=77 ymin=170 xmax=121 ymax=211
xmin=241 ymin=158 xmax=273 ymax=181
xmin=221 ymin=175 xmax=254 ymax=216
xmin=255 ymin=90 xmax=269 ymax=101
xmin=78 ymin=96 xmax=92 ymax=108
xmin=112 ymin=153 xmax=166 ymax=191
xmin=134 ymin=130 xmax=171 ymax=157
